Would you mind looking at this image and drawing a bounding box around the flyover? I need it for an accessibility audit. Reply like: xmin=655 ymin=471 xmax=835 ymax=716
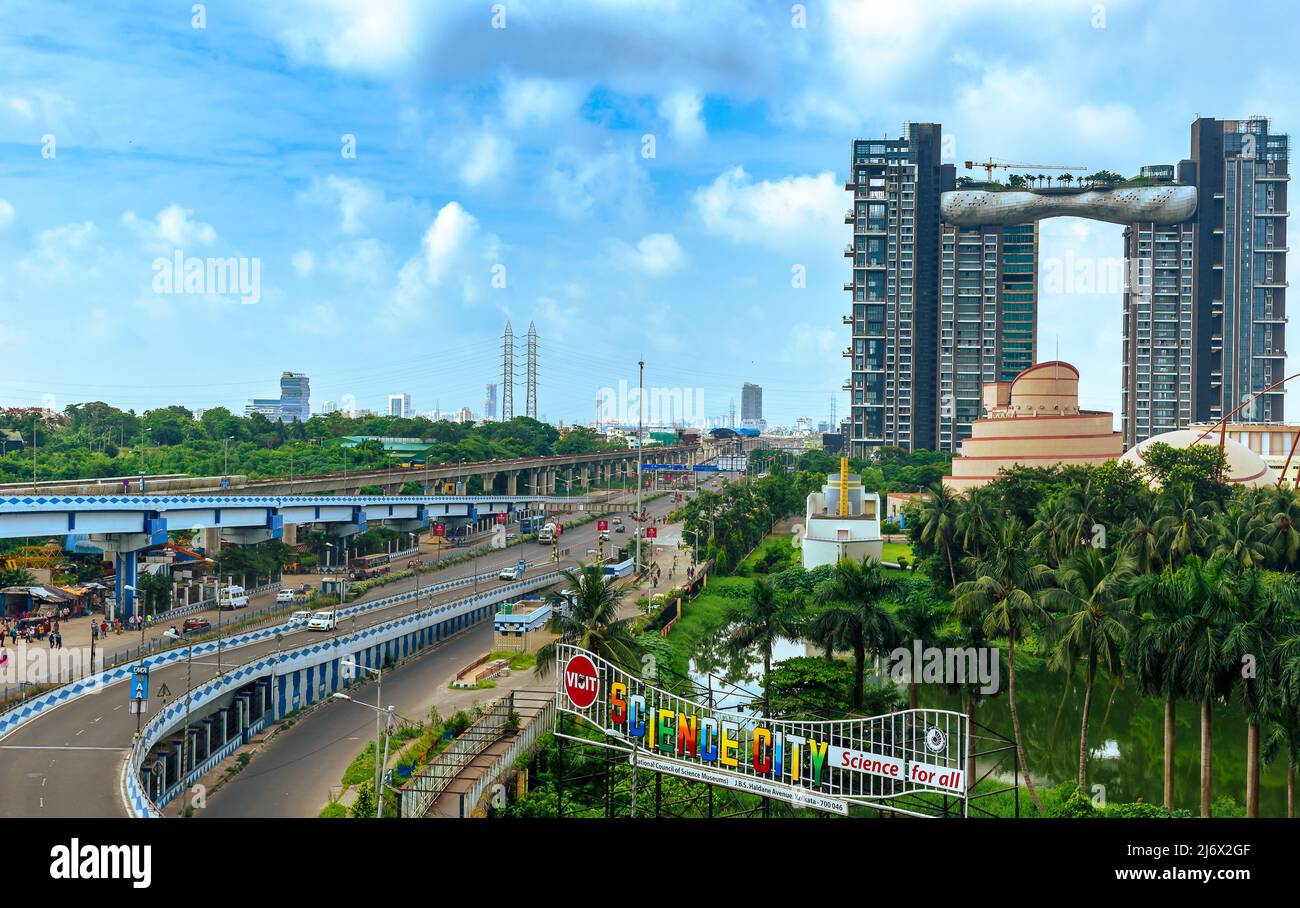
xmin=0 ymin=492 xmax=566 ymax=617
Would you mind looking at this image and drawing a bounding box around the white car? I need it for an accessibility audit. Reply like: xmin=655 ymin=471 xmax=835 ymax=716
xmin=307 ymin=610 xmax=337 ymax=631
xmin=276 ymin=588 xmax=296 ymax=604
xmin=288 ymin=610 xmax=313 ymax=626
xmin=498 ymin=568 xmax=518 ymax=581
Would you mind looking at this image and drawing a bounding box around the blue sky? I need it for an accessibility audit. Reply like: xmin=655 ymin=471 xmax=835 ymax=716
xmin=0 ymin=0 xmax=1296 ymax=429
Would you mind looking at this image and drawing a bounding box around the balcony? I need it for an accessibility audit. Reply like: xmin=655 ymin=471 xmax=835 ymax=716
xmin=844 ymin=210 xmax=855 ymax=224
xmin=844 ymin=245 xmax=854 ymax=257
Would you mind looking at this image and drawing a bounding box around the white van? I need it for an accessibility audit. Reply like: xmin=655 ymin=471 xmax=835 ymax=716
xmin=307 ymin=610 xmax=337 ymax=631
xmin=218 ymin=585 xmax=249 ymax=610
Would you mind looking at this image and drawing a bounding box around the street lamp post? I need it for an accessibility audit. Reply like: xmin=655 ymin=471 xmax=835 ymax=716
xmin=333 ymin=666 xmax=389 ymax=816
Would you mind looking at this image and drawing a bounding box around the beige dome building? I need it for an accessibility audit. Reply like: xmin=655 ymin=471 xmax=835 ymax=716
xmin=945 ymin=362 xmax=1124 ymax=493
xmin=1119 ymin=428 xmax=1277 ymax=488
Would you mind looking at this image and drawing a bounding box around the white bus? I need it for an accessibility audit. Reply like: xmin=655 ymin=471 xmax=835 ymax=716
xmin=218 ymin=585 xmax=249 ymax=610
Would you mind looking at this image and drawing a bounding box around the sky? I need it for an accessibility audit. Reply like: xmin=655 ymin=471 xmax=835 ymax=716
xmin=0 ymin=0 xmax=1297 ymax=430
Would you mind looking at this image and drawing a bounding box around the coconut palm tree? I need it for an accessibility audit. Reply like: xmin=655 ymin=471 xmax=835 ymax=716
xmin=1128 ymin=568 xmax=1191 ymax=811
xmin=1176 ymin=555 xmax=1238 ymax=817
xmin=1058 ymin=481 xmax=1107 ymax=558
xmin=534 ymin=564 xmax=640 ymax=677
xmin=1029 ymin=496 xmax=1071 ymax=569
xmin=810 ymin=557 xmax=902 ymax=710
xmin=1209 ymin=506 xmax=1269 ymax=570
xmin=1121 ymin=505 xmax=1163 ymax=574
xmin=1260 ymin=486 xmax=1300 ymax=570
xmin=1155 ymin=489 xmax=1213 ymax=568
xmin=956 ymin=486 xmax=999 ymax=561
xmin=1269 ymin=624 xmax=1300 ymax=816
xmin=727 ymin=577 xmax=805 ymax=707
xmin=917 ymin=483 xmax=961 ymax=587
xmin=1040 ymin=547 xmax=1135 ymax=789
xmin=953 ymin=517 xmax=1053 ymax=813
xmin=895 ymin=585 xmax=947 ymax=710
xmin=1223 ymin=568 xmax=1298 ymax=817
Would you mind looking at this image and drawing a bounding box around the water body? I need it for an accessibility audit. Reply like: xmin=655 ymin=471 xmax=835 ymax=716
xmin=689 ymin=623 xmax=1286 ymax=815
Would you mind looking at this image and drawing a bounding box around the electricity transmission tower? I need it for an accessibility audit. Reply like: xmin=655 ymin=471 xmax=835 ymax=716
xmin=501 ymin=321 xmax=515 ymax=420
xmin=525 ymin=321 xmax=539 ymax=419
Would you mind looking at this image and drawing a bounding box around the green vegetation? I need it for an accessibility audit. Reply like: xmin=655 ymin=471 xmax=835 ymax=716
xmin=0 ymin=405 xmax=627 ymax=484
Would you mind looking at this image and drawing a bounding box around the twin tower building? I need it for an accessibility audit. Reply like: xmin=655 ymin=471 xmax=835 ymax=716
xmin=844 ymin=117 xmax=1289 ymax=457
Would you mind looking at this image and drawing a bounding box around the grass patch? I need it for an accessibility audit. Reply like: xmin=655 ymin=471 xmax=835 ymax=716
xmin=318 ymin=801 xmax=347 ymax=818
xmin=881 ymin=541 xmax=913 ymax=564
xmin=489 ymin=650 xmax=536 ymax=670
xmin=661 ymin=575 xmax=751 ymax=680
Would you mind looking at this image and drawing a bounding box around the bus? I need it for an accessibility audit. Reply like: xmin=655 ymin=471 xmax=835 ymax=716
xmin=348 ymin=553 xmax=390 ymax=571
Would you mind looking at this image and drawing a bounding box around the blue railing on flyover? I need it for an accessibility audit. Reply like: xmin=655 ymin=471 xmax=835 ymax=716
xmin=0 ymin=561 xmax=540 ymax=741
xmin=122 ymin=569 xmax=565 ymax=817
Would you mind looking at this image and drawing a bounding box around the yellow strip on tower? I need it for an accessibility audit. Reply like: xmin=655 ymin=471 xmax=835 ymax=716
xmin=838 ymin=455 xmax=849 ymax=517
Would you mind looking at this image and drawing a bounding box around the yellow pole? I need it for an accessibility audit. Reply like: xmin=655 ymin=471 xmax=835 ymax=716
xmin=838 ymin=455 xmax=849 ymax=517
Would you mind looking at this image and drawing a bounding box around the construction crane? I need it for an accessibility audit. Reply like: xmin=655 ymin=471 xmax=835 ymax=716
xmin=963 ymin=158 xmax=1088 ymax=184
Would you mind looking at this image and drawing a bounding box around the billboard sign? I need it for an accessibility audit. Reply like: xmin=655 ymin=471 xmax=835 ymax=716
xmin=554 ymin=645 xmax=967 ymax=816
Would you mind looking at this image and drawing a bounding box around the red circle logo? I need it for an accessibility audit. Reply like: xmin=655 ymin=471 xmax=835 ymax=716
xmin=563 ymin=654 xmax=600 ymax=709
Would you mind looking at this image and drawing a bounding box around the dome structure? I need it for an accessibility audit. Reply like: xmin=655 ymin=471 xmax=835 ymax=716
xmin=1119 ymin=429 xmax=1277 ymax=488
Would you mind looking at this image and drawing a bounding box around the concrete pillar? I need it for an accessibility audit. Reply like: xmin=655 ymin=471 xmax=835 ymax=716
xmin=580 ymin=464 xmax=591 ymax=488
xmin=507 ymin=471 xmax=518 ymax=496
xmin=201 ymin=527 xmax=221 ymax=555
xmin=283 ymin=523 xmax=299 ymax=546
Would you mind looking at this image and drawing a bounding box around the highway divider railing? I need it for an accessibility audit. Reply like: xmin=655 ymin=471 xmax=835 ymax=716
xmin=123 ymin=570 xmax=566 ymax=817
xmin=0 ymin=563 xmax=537 ymax=742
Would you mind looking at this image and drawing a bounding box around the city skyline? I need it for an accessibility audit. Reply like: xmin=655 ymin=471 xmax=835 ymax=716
xmin=4 ymin=2 xmax=1300 ymax=432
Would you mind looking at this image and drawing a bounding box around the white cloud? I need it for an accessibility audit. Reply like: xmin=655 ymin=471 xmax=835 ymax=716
xmin=657 ymin=89 xmax=705 ymax=145
xmin=122 ymin=204 xmax=217 ymax=253
xmin=693 ymin=166 xmax=840 ymax=252
xmin=421 ymin=202 xmax=480 ymax=282
xmin=0 ymin=199 xmax=13 ymax=229
xmin=455 ymin=130 xmax=514 ymax=189
xmin=19 ymin=221 xmax=96 ymax=281
xmin=545 ymin=146 xmax=644 ymax=220
xmin=391 ymin=201 xmax=500 ymax=314
xmin=613 ymin=233 xmax=686 ymax=277
xmin=291 ymin=250 xmax=315 ymax=277
xmin=501 ymin=77 xmax=578 ymax=130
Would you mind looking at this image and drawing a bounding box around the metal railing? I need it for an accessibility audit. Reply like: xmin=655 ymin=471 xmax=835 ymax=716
xmin=399 ymin=696 xmax=518 ymax=818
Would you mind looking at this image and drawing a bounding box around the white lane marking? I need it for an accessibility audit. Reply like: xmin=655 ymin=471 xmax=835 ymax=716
xmin=0 ymin=745 xmax=124 ymax=751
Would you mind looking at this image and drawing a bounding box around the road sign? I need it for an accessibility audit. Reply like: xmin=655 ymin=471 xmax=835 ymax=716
xmin=129 ymin=699 xmax=148 ymax=715
xmin=432 ymin=523 xmax=446 ymax=537
xmin=129 ymin=667 xmax=149 ymax=701
xmin=556 ymin=523 xmax=564 ymax=535
xmin=646 ymin=527 xmax=658 ymax=539
xmin=563 ymin=653 xmax=600 ymax=709
xmin=156 ymin=682 xmax=171 ymax=701
xmin=597 ymin=520 xmax=608 ymax=531
xmin=496 ymin=512 xmax=507 ymax=524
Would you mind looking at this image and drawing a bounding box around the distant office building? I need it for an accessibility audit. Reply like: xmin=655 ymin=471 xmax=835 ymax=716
xmin=244 ymin=399 xmax=285 ymax=420
xmin=387 ymin=393 xmax=412 ymax=419
xmin=280 ymin=372 xmax=310 ymax=422
xmin=457 ymin=406 xmax=473 ymax=423
xmin=484 ymin=383 xmax=498 ymax=420
xmin=741 ymin=383 xmax=763 ymax=424
xmin=322 ymin=400 xmax=338 ymax=415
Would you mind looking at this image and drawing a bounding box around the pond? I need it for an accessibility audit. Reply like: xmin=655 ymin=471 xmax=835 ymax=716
xmin=690 ymin=621 xmax=1287 ymax=815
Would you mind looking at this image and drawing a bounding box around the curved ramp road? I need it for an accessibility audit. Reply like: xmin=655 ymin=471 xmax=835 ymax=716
xmin=0 ymin=498 xmax=671 ymax=818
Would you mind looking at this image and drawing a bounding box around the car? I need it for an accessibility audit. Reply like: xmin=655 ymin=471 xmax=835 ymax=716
xmin=406 ymin=559 xmax=421 ymax=569
xmin=307 ymin=610 xmax=337 ymax=631
xmin=498 ymin=568 xmax=519 ymax=581
xmin=506 ymin=532 xmax=517 ymax=541
xmin=182 ymin=617 xmax=212 ymax=635
xmin=276 ymin=588 xmax=296 ymax=604
xmin=615 ymin=524 xmax=626 ymax=534
xmin=288 ymin=610 xmax=313 ymax=626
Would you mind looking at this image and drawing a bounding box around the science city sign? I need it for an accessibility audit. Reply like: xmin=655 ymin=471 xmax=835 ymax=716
xmin=555 ymin=645 xmax=968 ymax=817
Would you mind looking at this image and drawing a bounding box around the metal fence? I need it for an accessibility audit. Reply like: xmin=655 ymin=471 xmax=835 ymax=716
xmin=399 ymin=696 xmax=518 ymax=818
xmin=453 ymin=694 xmax=556 ymax=818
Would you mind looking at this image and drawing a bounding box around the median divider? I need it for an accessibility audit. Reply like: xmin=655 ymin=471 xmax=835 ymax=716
xmin=121 ymin=569 xmax=566 ymax=818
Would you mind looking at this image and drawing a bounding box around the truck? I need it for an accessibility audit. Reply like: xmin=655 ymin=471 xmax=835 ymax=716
xmin=537 ymin=523 xmax=557 ymax=544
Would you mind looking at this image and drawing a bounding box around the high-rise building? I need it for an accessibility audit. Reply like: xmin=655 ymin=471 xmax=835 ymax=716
xmin=1122 ymin=117 xmax=1289 ymax=445
xmin=938 ymin=222 xmax=1039 ymax=449
xmin=279 ymin=371 xmax=310 ymax=422
xmin=484 ymin=383 xmax=498 ymax=420
xmin=844 ymin=124 xmax=947 ymax=455
xmin=387 ymin=393 xmax=412 ymax=418
xmin=741 ymin=382 xmax=763 ymax=425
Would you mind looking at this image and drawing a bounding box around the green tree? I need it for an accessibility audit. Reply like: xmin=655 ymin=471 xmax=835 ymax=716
xmin=726 ymin=577 xmax=804 ymax=703
xmin=953 ymin=517 xmax=1052 ymax=813
xmin=535 ymin=565 xmax=640 ymax=677
xmin=1128 ymin=568 xmax=1192 ymax=811
xmin=916 ymin=484 xmax=961 ymax=587
xmin=1040 ymin=547 xmax=1134 ymax=789
xmin=809 ymin=557 xmax=902 ymax=710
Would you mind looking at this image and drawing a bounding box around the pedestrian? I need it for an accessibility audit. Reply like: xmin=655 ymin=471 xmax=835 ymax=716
xmin=91 ymin=622 xmax=98 ymax=642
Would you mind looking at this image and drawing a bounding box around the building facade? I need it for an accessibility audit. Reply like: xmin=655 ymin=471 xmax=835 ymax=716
xmin=741 ymin=382 xmax=763 ymax=426
xmin=279 ymin=372 xmax=310 ymax=422
xmin=387 ymin=393 xmax=412 ymax=419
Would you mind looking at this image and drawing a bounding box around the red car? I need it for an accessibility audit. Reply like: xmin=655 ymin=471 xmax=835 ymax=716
xmin=182 ymin=617 xmax=212 ymax=634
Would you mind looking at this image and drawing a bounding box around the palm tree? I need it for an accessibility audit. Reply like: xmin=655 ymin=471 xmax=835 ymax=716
xmin=953 ymin=517 xmax=1052 ymax=813
xmin=1269 ymin=624 xmax=1300 ymax=816
xmin=956 ymin=486 xmax=999 ymax=561
xmin=727 ymin=577 xmax=804 ymax=707
xmin=1029 ymin=497 xmax=1071 ymax=569
xmin=1260 ymin=486 xmax=1300 ymax=570
xmin=1209 ymin=506 xmax=1269 ymax=569
xmin=917 ymin=483 xmax=961 ymax=587
xmin=1059 ymin=173 xmax=1074 ymax=187
xmin=1223 ymin=568 xmax=1297 ymax=817
xmin=1176 ymin=555 xmax=1237 ymax=817
xmin=1128 ymin=568 xmax=1191 ymax=811
xmin=534 ymin=564 xmax=640 ymax=678
xmin=1040 ymin=547 xmax=1134 ymax=789
xmin=810 ymin=557 xmax=902 ymax=710
xmin=1059 ymin=482 xmax=1106 ymax=558
xmin=1155 ymin=489 xmax=1213 ymax=568
xmin=895 ymin=586 xmax=946 ymax=710
xmin=1121 ymin=505 xmax=1162 ymax=574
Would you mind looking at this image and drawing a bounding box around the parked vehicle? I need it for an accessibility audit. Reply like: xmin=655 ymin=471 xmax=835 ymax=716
xmin=307 ymin=610 xmax=337 ymax=631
